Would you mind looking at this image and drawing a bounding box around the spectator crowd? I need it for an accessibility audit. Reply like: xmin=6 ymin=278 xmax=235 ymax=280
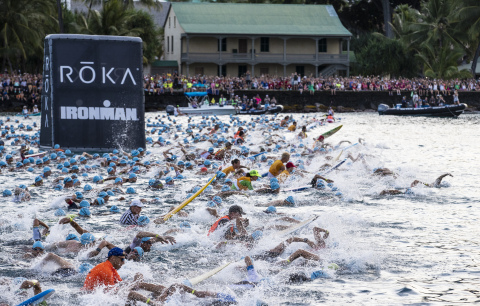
xmin=1 ymin=72 xmax=42 ymax=111
xmin=1 ymin=71 xmax=479 ymax=110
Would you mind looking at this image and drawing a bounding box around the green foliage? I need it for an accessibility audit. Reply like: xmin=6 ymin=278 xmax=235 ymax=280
xmin=125 ymin=10 xmax=163 ymax=65
xmin=351 ymin=34 xmax=417 ymax=77
xmin=0 ymin=0 xmax=57 ymax=72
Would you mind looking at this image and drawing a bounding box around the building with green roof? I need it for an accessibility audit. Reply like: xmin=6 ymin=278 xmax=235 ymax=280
xmin=164 ymin=3 xmax=352 ymax=77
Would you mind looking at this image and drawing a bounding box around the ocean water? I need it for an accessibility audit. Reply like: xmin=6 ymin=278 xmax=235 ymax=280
xmin=0 ymin=112 xmax=479 ymax=305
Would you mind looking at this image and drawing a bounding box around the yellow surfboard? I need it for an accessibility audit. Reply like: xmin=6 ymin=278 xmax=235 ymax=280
xmin=163 ymin=175 xmax=217 ymax=221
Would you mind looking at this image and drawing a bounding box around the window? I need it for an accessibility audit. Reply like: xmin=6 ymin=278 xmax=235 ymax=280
xmin=318 ymin=38 xmax=327 ymax=53
xmin=238 ymin=65 xmax=247 ymax=77
xmin=166 ymin=36 xmax=169 ymax=53
xmin=195 ymin=67 xmax=204 ymax=76
xmin=218 ymin=65 xmax=226 ymax=77
xmin=169 ymin=17 xmax=171 ymax=28
xmin=217 ymin=38 xmax=227 ymax=52
xmin=260 ymin=67 xmax=269 ymax=75
xmin=296 ymin=66 xmax=305 ymax=77
xmin=260 ymin=37 xmax=269 ymax=52
xmin=174 ymin=16 xmax=176 ymax=28
xmin=171 ymin=36 xmax=174 ymax=53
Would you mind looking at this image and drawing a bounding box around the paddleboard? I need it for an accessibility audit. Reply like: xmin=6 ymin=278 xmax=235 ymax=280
xmin=15 ymin=112 xmax=41 ymax=117
xmin=282 ymin=186 xmax=311 ymax=192
xmin=17 ymin=289 xmax=55 ymax=306
xmin=25 ymin=152 xmax=47 ymax=159
xmin=333 ymin=150 xmax=343 ymax=162
xmin=250 ymin=152 xmax=266 ymax=158
xmin=186 ymin=260 xmax=236 ymax=286
xmin=163 ymin=175 xmax=217 ymax=221
xmin=312 ymin=125 xmax=343 ymax=148
xmin=321 ymin=158 xmax=347 ymax=176
xmin=322 ymin=125 xmax=343 ymax=139
xmin=278 ymin=216 xmax=319 ymax=237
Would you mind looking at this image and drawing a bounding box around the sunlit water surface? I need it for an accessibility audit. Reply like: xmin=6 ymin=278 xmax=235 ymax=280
xmin=0 ymin=112 xmax=479 ymax=305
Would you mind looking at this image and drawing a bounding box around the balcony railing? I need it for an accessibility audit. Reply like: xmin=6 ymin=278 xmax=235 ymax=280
xmin=181 ymin=52 xmax=348 ymax=64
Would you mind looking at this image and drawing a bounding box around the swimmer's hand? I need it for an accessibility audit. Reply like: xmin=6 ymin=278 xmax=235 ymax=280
xmin=159 ymin=235 xmax=176 ymax=245
xmin=59 ymin=217 xmax=72 ymax=224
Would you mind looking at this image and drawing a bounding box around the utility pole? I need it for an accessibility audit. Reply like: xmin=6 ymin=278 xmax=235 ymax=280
xmin=57 ymin=0 xmax=64 ymax=33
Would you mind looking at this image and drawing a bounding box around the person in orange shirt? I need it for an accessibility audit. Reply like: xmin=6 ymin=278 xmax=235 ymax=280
xmin=287 ymin=121 xmax=297 ymax=132
xmin=268 ymin=152 xmax=290 ymax=178
xmin=83 ymin=247 xmax=125 ymax=291
xmin=278 ymin=161 xmax=296 ymax=183
xmin=221 ymin=158 xmax=248 ymax=177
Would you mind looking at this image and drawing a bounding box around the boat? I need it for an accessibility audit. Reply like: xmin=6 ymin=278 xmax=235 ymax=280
xmin=15 ymin=112 xmax=41 ymax=117
xmin=378 ymin=103 xmax=467 ymax=117
xmin=165 ymin=92 xmax=283 ymax=116
xmin=236 ymin=105 xmax=283 ymax=115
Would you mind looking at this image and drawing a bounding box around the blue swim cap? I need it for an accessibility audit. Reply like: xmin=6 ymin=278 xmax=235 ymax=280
xmin=221 ymin=184 xmax=230 ymax=192
xmin=93 ymin=175 xmax=103 ymax=183
xmin=84 ymin=184 xmax=92 ymax=191
xmin=179 ymin=221 xmax=191 ymax=229
xmin=43 ymin=166 xmax=51 ymax=173
xmin=78 ymin=262 xmax=94 ymax=274
xmin=165 ymin=176 xmax=173 ymax=183
xmin=137 ymin=216 xmax=150 ymax=226
xmin=66 ymin=233 xmax=80 ymax=241
xmin=80 ymin=233 xmax=95 ymax=245
xmin=213 ymin=196 xmax=223 ymax=204
xmin=311 ymin=270 xmax=329 ymax=280
xmin=267 ymin=160 xmax=274 ymax=166
xmin=192 ymin=186 xmax=201 ymax=193
xmin=251 ymin=230 xmax=263 ymax=240
xmin=96 ymin=198 xmax=105 ymax=205
xmin=35 ymin=176 xmax=43 ymax=183
xmin=54 ymin=184 xmax=63 ymax=191
xmin=63 ymin=177 xmax=72 ymax=184
xmin=265 ymin=206 xmax=277 ymax=214
xmin=115 ymin=178 xmax=123 ymax=184
xmin=285 ymin=196 xmax=295 ymax=205
xmin=110 ymin=205 xmax=120 ymax=213
xmin=316 ymin=180 xmax=326 ymax=188
xmin=107 ymin=247 xmax=124 ymax=257
xmin=98 ymin=191 xmax=107 ymax=198
xmin=129 ymin=173 xmax=137 ymax=179
xmin=107 ymin=190 xmax=115 ymax=196
xmin=204 ymin=160 xmax=211 ymax=166
xmin=27 ymin=167 xmax=34 ymax=172
xmin=79 ymin=200 xmax=90 ymax=208
xmin=207 ymin=201 xmax=216 ymax=207
xmin=126 ymin=187 xmax=136 ymax=194
xmin=55 ymin=208 xmax=66 ymax=216
xmin=79 ymin=207 xmax=91 ymax=217
xmin=270 ymin=182 xmax=280 ymax=190
xmin=32 ymin=241 xmax=44 ymax=250
xmin=134 ymin=247 xmax=144 ymax=257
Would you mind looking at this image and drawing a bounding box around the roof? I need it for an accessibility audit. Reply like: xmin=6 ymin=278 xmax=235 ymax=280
xmin=70 ymin=2 xmax=170 ymax=29
xmin=169 ymin=3 xmax=352 ymax=37
xmin=151 ymin=60 xmax=178 ymax=67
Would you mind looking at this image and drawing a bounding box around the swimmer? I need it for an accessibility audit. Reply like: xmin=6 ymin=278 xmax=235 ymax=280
xmin=411 ymin=173 xmax=453 ymax=187
xmin=268 ymin=152 xmax=290 ymax=178
xmin=254 ymin=227 xmax=329 ymax=264
xmin=236 ymin=170 xmax=262 ymax=191
xmin=222 ymin=158 xmax=248 ymax=177
xmin=120 ymin=199 xmax=144 ymax=226
xmin=208 ymin=205 xmax=249 ymax=240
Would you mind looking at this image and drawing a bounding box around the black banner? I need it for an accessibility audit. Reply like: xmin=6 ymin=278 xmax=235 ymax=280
xmin=40 ymin=34 xmax=145 ymax=150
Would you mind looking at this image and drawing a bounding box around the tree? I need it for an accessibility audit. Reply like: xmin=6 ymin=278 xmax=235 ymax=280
xmin=456 ymin=0 xmax=480 ymax=75
xmin=0 ymin=0 xmax=57 ymax=72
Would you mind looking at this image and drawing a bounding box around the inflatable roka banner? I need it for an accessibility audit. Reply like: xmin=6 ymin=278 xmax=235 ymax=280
xmin=40 ymin=34 xmax=145 ymax=150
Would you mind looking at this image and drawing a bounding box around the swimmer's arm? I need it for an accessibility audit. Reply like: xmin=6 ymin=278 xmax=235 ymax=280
xmin=235 ymin=218 xmax=248 ymax=236
xmin=103 ymin=177 xmax=117 ymax=182
xmin=277 ymin=216 xmax=301 ymax=223
xmin=59 ymin=218 xmax=88 ymax=234
xmin=20 ymin=280 xmax=42 ymax=295
xmin=87 ymin=240 xmax=115 ymax=258
xmin=82 ymin=152 xmax=93 ymax=158
xmin=433 ymin=173 xmax=453 ymax=187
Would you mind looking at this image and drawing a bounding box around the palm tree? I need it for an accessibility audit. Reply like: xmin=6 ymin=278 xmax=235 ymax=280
xmin=0 ymin=0 xmax=57 ymax=72
xmin=457 ymin=0 xmax=480 ymax=75
xmin=417 ymin=43 xmax=472 ymax=79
